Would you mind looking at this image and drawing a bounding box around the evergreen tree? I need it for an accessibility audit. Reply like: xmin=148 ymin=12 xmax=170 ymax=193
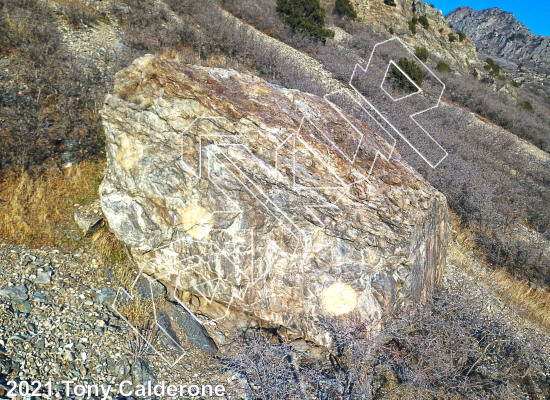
xmin=435 ymin=60 xmax=452 ymax=73
xmin=414 ymin=46 xmax=429 ymax=62
xmin=276 ymin=0 xmax=334 ymax=42
xmin=418 ymin=15 xmax=430 ymax=29
xmin=334 ymin=0 xmax=357 ymax=19
xmin=388 ymin=57 xmax=424 ymax=93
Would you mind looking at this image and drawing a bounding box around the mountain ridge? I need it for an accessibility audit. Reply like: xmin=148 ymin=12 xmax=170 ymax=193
xmin=446 ymin=6 xmax=550 ymax=76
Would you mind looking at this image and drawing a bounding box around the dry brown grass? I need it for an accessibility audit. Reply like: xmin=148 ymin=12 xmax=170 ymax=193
xmin=0 ymin=158 xmax=141 ymax=301
xmin=91 ymin=226 xmax=136 ymax=288
xmin=490 ymin=269 xmax=550 ymax=328
xmin=449 ymin=212 xmax=550 ymax=331
xmin=0 ymin=160 xmax=104 ymax=246
xmin=117 ymin=294 xmax=169 ymax=330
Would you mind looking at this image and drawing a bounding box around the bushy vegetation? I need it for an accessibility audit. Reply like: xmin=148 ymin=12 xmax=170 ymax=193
xmin=225 ymin=286 xmax=549 ymax=399
xmin=484 ymin=57 xmax=501 ymax=76
xmin=518 ymin=99 xmax=534 ymax=112
xmin=0 ymin=0 xmax=106 ymax=169
xmin=418 ymin=15 xmax=430 ymax=29
xmin=275 ymin=0 xmax=334 ymax=41
xmin=333 ymin=0 xmax=357 ymax=20
xmin=383 ymin=0 xmax=396 ymax=6
xmin=59 ymin=0 xmax=98 ymax=28
xmin=457 ymin=30 xmax=467 ymax=42
xmin=414 ymin=46 xmax=429 ymax=62
xmin=482 ymin=57 xmax=508 ymax=82
xmin=448 ymin=32 xmax=457 ymax=42
xmin=408 ymin=19 xmax=417 ymax=34
xmin=435 ymin=60 xmax=452 ymax=73
xmin=387 ymin=57 xmax=424 ymax=93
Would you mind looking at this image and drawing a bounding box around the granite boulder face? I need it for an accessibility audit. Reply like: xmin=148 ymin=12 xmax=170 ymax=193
xmin=100 ymin=55 xmax=448 ymax=345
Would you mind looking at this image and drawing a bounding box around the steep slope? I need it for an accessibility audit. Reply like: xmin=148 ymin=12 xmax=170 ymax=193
xmin=350 ymin=0 xmax=481 ymax=71
xmin=446 ymin=6 xmax=550 ymax=75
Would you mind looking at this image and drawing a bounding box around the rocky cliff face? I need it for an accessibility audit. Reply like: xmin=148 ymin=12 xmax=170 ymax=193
xmin=100 ymin=55 xmax=448 ymax=345
xmin=350 ymin=0 xmax=480 ymax=71
xmin=446 ymin=7 xmax=550 ymax=74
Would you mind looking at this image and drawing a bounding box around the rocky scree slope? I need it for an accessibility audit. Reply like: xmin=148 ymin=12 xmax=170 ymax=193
xmin=0 ymin=241 xmax=237 ymax=399
xmin=99 ymin=55 xmax=449 ymax=346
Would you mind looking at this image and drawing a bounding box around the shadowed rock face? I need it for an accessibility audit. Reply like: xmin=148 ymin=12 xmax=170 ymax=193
xmin=100 ymin=55 xmax=448 ymax=345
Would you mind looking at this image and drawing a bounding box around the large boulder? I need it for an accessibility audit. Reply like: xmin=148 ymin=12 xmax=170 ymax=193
xmin=100 ymin=55 xmax=448 ymax=345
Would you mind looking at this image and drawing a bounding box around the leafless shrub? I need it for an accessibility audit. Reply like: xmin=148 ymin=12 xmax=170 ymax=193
xmin=125 ymin=322 xmax=160 ymax=362
xmin=224 ymin=288 xmax=549 ymax=399
xmin=444 ymin=73 xmax=550 ymax=153
xmin=0 ymin=0 xmax=105 ymax=169
xmin=59 ymin=0 xmax=97 ymax=28
xmin=225 ymin=329 xmax=330 ymax=399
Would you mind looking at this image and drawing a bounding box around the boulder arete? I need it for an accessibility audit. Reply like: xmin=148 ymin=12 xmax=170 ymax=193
xmin=100 ymin=55 xmax=448 ymax=345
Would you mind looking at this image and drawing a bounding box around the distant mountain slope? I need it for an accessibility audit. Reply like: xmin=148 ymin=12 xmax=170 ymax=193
xmin=350 ymin=0 xmax=481 ymax=72
xmin=446 ymin=7 xmax=550 ymax=74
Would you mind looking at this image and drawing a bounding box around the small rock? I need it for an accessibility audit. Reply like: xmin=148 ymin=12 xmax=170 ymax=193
xmin=156 ymin=311 xmax=181 ymax=349
xmin=96 ymin=319 xmax=107 ymax=328
xmin=8 ymin=334 xmax=27 ymax=342
xmin=67 ymin=233 xmax=82 ymax=241
xmin=104 ymin=268 xmax=116 ymax=282
xmin=34 ymin=270 xmax=52 ymax=285
xmin=0 ymin=285 xmax=29 ymax=303
xmin=64 ymin=351 xmax=75 ymax=362
xmin=171 ymin=303 xmax=218 ymax=355
xmin=33 ymin=292 xmax=47 ymax=302
xmin=19 ymin=254 xmax=35 ymax=266
xmin=114 ymin=357 xmax=131 ymax=381
xmin=15 ymin=300 xmax=32 ymax=313
xmin=26 ymin=322 xmax=36 ymax=334
xmin=213 ymin=330 xmax=226 ymax=345
xmin=135 ymin=276 xmax=167 ymax=300
xmin=0 ymin=356 xmax=12 ymax=375
xmin=74 ymin=199 xmax=104 ymax=236
xmin=96 ymin=287 xmax=116 ymax=306
xmin=190 ymin=295 xmax=200 ymax=309
xmin=131 ymin=358 xmax=157 ymax=387
xmin=235 ymin=374 xmax=254 ymax=400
